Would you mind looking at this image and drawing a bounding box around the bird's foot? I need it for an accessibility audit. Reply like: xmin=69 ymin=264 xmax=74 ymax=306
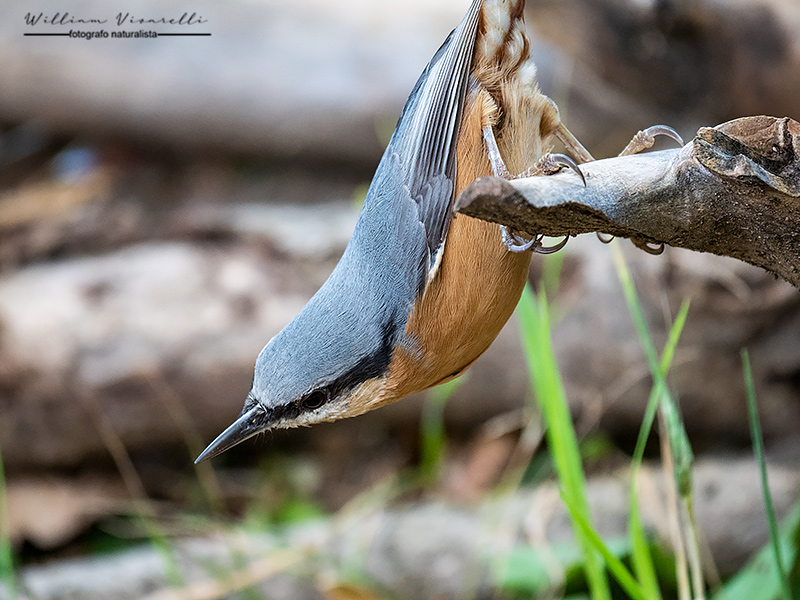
xmin=483 ymin=122 xmax=577 ymax=254
xmin=501 ymin=228 xmax=569 ymax=254
xmin=519 ymin=152 xmax=586 ymax=186
xmin=632 ymin=238 xmax=666 ymax=255
xmin=618 ymin=125 xmax=684 ymax=157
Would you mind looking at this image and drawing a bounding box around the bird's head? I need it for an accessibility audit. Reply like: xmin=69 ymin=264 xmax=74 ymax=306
xmin=195 ymin=282 xmax=401 ymax=463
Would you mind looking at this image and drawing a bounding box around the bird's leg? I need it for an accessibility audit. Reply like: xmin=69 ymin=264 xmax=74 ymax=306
xmin=484 ymin=123 xmax=569 ymax=253
xmin=482 ymin=123 xmax=537 ymax=252
xmin=554 ymin=122 xmax=596 ymax=164
xmin=481 ymin=99 xmax=578 ymax=254
xmin=482 ymin=122 xmax=512 ymax=180
xmin=618 ymin=125 xmax=684 ymax=254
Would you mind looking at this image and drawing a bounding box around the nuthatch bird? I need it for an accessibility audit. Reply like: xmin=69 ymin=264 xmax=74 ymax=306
xmin=196 ymin=0 xmax=681 ymax=463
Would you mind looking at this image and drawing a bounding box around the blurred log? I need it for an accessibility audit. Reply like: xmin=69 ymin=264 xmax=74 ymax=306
xmin=11 ymin=456 xmax=800 ymax=599
xmin=3 ymin=1 xmax=798 ymax=164
xmin=0 ymin=0 xmax=467 ymax=164
xmin=0 ymin=0 xmax=452 ymax=163
xmin=0 ymin=0 xmax=670 ymax=163
xmin=529 ymin=0 xmax=800 ymax=126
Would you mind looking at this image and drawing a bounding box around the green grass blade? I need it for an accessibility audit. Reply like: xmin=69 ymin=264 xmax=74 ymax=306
xmin=611 ymin=246 xmax=694 ymax=479
xmin=628 ymin=300 xmax=689 ymax=600
xmin=659 ymin=395 xmax=693 ymax=498
xmin=518 ymin=285 xmax=611 ymax=600
xmin=629 ymin=500 xmax=660 ymax=600
xmin=612 ymin=244 xmax=694 ymax=492
xmin=420 ymin=375 xmax=464 ymax=482
xmin=0 ymin=443 xmax=16 ymax=600
xmin=613 ymin=243 xmax=699 ymax=597
xmin=659 ymin=301 xmax=690 ymax=371
xmin=630 ymin=299 xmax=690 ymax=467
xmin=741 ymin=349 xmax=791 ymax=600
xmin=562 ymin=495 xmax=647 ymax=600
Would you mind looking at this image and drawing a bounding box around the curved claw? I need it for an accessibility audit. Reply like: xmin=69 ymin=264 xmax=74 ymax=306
xmin=501 ymin=226 xmax=569 ymax=254
xmin=548 ymin=153 xmax=587 ymax=187
xmin=502 ymin=226 xmax=538 ymax=252
xmin=641 ymin=125 xmax=684 ymax=147
xmin=620 ymin=125 xmax=685 ymax=157
xmin=596 ymin=232 xmax=615 ymax=244
xmin=535 ymin=235 xmax=569 ymax=255
xmin=633 ymin=239 xmax=666 ymax=255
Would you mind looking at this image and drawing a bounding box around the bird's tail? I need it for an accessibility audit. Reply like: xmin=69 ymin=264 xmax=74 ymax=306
xmin=471 ymin=0 xmax=558 ymax=175
xmin=473 ymin=0 xmax=535 ymax=89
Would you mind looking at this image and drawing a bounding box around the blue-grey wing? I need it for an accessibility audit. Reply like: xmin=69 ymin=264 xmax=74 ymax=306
xmin=369 ymin=0 xmax=483 ymax=293
xmin=260 ymin=0 xmax=486 ymax=404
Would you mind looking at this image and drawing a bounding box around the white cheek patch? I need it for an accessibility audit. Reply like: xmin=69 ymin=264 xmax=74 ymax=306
xmin=289 ymin=401 xmax=351 ymax=427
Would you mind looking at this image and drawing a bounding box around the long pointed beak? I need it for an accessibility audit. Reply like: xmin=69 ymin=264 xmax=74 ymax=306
xmin=195 ymin=406 xmax=265 ymax=464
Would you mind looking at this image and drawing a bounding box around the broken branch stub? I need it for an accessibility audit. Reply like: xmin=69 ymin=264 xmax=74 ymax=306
xmin=455 ymin=116 xmax=800 ymax=287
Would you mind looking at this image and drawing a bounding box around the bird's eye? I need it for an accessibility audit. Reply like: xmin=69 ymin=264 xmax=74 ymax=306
xmin=301 ymin=390 xmax=327 ymax=411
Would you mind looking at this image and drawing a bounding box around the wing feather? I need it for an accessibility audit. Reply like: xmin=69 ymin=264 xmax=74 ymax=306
xmin=387 ymin=0 xmax=483 ymax=281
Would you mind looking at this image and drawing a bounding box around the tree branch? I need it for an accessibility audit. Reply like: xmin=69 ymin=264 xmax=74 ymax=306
xmin=455 ymin=116 xmax=800 ymax=287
